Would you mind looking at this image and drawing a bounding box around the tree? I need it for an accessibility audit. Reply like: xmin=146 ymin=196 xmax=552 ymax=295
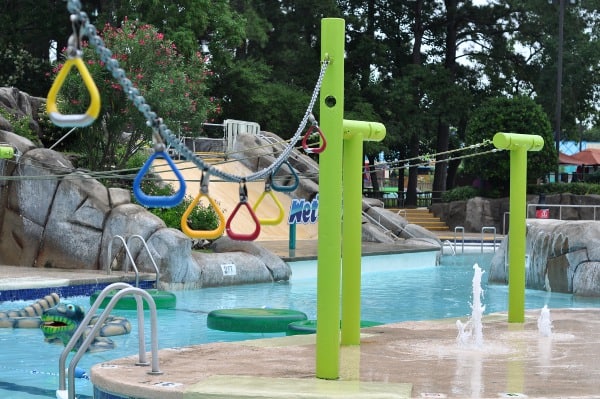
xmin=463 ymin=96 xmax=556 ymax=196
xmin=50 ymin=19 xmax=217 ymax=171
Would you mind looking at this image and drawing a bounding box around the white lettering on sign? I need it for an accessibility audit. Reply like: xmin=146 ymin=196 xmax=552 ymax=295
xmin=221 ymin=263 xmax=237 ymax=276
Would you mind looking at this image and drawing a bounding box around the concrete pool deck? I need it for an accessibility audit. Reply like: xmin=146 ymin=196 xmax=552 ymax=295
xmin=91 ymin=308 xmax=600 ymax=399
xmin=12 ymin=234 xmax=598 ymax=399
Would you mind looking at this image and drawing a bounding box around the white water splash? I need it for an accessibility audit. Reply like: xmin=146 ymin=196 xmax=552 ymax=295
xmin=537 ymin=305 xmax=553 ymax=337
xmin=456 ymin=263 xmax=486 ymax=348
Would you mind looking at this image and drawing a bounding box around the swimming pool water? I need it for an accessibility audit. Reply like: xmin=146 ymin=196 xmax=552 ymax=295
xmin=2 ymin=252 xmax=600 ymax=398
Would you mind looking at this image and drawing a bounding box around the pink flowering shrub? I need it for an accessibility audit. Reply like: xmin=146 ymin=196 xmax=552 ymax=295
xmin=51 ymin=18 xmax=219 ymax=171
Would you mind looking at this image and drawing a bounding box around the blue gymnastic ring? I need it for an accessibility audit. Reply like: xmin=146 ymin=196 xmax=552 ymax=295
xmin=133 ymin=151 xmax=186 ymax=208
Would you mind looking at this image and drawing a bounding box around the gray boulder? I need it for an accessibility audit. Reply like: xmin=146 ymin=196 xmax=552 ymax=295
xmin=489 ymin=219 xmax=600 ymax=296
xmin=211 ymin=236 xmax=291 ymax=282
xmin=0 ymin=88 xmax=290 ymax=287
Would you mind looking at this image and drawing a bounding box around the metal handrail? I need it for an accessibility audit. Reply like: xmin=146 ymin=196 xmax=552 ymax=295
xmin=57 ymin=282 xmax=162 ymax=399
xmin=481 ymin=226 xmax=497 ymax=253
xmin=362 ymin=210 xmax=402 ymax=239
xmin=126 ymin=235 xmax=160 ymax=288
xmin=526 ymin=203 xmax=600 ymax=221
xmin=454 ymin=226 xmax=465 ymax=254
xmin=107 ymin=235 xmax=140 ymax=287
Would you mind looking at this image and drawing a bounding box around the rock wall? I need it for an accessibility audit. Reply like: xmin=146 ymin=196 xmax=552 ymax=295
xmin=0 ymin=88 xmax=291 ymax=288
xmin=0 ymin=87 xmax=440 ymax=290
xmin=489 ymin=219 xmax=600 ymax=296
xmin=430 ymin=193 xmax=600 ymax=234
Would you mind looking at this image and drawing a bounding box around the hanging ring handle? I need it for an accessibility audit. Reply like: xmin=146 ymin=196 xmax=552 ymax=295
xmin=46 ymin=17 xmax=100 ymax=127
xmin=181 ymin=170 xmax=226 ymax=239
xmin=270 ymin=160 xmax=299 ymax=192
xmin=252 ymin=178 xmax=285 ymax=226
xmin=226 ymin=180 xmax=261 ymax=241
xmin=301 ymin=113 xmax=327 ymax=154
xmin=133 ymin=149 xmax=186 ymax=208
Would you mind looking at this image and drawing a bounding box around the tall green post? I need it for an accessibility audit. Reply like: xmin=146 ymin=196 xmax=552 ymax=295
xmin=316 ymin=17 xmax=345 ymax=379
xmin=341 ymin=120 xmax=385 ymax=345
xmin=492 ymin=132 xmax=544 ymax=323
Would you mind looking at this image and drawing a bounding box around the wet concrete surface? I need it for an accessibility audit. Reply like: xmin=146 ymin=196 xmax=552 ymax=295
xmin=91 ymin=308 xmax=600 ymax=398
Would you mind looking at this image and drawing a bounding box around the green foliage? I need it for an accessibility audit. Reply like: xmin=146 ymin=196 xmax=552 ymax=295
xmin=463 ymin=96 xmax=556 ymax=196
xmin=528 ymin=182 xmax=600 ymax=196
xmin=441 ymin=186 xmax=480 ymax=202
xmin=0 ymin=45 xmax=48 ymax=96
xmin=52 ymin=18 xmax=219 ymax=171
xmin=0 ymin=107 xmax=40 ymax=144
xmin=136 ymin=182 xmax=222 ymax=235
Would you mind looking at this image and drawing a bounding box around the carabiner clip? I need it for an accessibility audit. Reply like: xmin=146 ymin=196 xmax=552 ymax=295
xmin=46 ymin=15 xmax=100 ymax=127
xmin=133 ymin=146 xmax=186 ymax=208
xmin=181 ymin=170 xmax=226 ymax=240
xmin=226 ymin=180 xmax=261 ymax=241
xmin=270 ymin=160 xmax=299 ymax=192
xmin=301 ymin=114 xmax=327 ymax=154
xmin=252 ymin=177 xmax=285 ymax=226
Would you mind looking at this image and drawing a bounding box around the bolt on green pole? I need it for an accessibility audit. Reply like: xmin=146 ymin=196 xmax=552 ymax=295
xmin=492 ymin=132 xmax=544 ymax=323
xmin=341 ymin=120 xmax=385 ymax=346
xmin=316 ymin=17 xmax=345 ymax=380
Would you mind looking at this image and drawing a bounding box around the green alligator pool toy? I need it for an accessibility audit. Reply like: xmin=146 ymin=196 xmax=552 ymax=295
xmin=0 ymin=293 xmax=131 ymax=352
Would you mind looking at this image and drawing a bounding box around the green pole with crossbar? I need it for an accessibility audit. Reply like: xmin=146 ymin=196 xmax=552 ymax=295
xmin=493 ymin=132 xmax=544 ymax=323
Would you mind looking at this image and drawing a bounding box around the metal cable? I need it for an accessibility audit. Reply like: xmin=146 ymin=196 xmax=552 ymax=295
xmin=66 ymin=0 xmax=327 ymax=183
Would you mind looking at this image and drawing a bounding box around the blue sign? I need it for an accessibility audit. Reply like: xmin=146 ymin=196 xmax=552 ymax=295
xmin=288 ymin=195 xmax=318 ymax=224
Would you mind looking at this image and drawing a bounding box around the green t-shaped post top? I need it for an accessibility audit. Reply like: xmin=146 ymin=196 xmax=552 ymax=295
xmin=493 ymin=132 xmax=544 ymax=152
xmin=343 ymin=119 xmax=386 ymax=142
xmin=492 ymin=131 xmax=544 ymax=323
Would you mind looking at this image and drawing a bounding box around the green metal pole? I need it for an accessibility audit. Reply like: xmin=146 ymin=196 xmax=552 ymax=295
xmin=289 ymin=223 xmax=296 ymax=250
xmin=341 ymin=130 xmax=363 ymax=345
xmin=316 ymin=17 xmax=345 ymax=380
xmin=492 ymin=132 xmax=544 ymax=323
xmin=340 ymin=120 xmax=386 ymax=345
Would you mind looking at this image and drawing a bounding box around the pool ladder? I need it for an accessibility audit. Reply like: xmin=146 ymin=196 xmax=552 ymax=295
xmin=56 ymin=282 xmax=162 ymax=399
xmin=107 ymin=234 xmax=160 ymax=288
xmin=442 ymin=226 xmax=498 ymax=255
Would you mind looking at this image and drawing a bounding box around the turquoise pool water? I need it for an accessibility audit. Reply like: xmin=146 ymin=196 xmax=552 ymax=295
xmin=2 ymin=252 xmax=600 ymax=398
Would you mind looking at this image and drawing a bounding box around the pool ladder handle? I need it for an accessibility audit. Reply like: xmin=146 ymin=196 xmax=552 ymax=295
xmin=442 ymin=226 xmax=498 ymax=255
xmin=57 ymin=282 xmax=162 ymax=399
xmin=107 ymin=235 xmax=161 ymax=288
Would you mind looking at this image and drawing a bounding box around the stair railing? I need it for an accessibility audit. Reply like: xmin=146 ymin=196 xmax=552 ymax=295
xmin=362 ymin=211 xmax=402 ymax=239
xmin=454 ymin=226 xmax=465 ymax=254
xmin=56 ymin=282 xmax=162 ymax=399
xmin=481 ymin=226 xmax=497 ymax=253
xmin=106 ymin=235 xmax=140 ymax=287
xmin=126 ymin=234 xmax=161 ymax=288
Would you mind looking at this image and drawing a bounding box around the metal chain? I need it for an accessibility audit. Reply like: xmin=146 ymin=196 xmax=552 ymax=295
xmin=66 ymin=0 xmax=328 ymax=183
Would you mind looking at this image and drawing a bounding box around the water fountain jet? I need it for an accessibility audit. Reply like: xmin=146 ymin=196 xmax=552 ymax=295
xmin=456 ymin=263 xmax=486 ymax=348
xmin=537 ymin=305 xmax=552 ymax=337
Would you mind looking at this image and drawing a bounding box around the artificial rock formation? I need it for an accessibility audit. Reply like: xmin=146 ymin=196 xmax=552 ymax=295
xmin=0 ymin=87 xmax=440 ymax=289
xmin=489 ymin=219 xmax=600 ymax=296
xmin=0 ymin=88 xmax=291 ymax=288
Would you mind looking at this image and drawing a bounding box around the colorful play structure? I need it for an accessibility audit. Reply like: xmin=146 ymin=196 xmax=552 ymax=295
xmin=45 ymin=1 xmax=545 ymax=386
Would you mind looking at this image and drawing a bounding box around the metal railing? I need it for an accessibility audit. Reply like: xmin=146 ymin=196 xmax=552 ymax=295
xmin=526 ymin=203 xmax=600 ymax=221
xmin=362 ymin=211 xmax=401 ymax=239
xmin=481 ymin=226 xmax=497 ymax=253
xmin=442 ymin=225 xmax=499 ymax=255
xmin=126 ymin=235 xmax=161 ymax=288
xmin=56 ymin=283 xmax=162 ymax=399
xmin=106 ymin=235 xmax=160 ymax=288
xmin=454 ymin=226 xmax=465 ymax=254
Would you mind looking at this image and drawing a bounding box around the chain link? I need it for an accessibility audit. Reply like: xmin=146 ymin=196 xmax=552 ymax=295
xmin=66 ymin=0 xmax=328 ymax=183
